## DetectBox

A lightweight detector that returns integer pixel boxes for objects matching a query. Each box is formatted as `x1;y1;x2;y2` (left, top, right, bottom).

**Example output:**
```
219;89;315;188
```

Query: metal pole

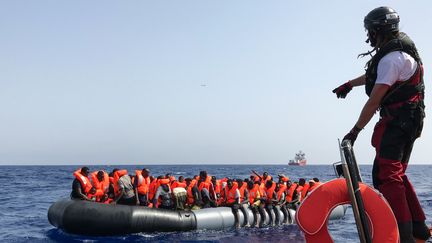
339;139;372;243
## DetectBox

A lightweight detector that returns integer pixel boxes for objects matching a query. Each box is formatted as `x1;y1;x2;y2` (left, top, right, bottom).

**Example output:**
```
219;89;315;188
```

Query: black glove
333;81;353;98
343;126;362;146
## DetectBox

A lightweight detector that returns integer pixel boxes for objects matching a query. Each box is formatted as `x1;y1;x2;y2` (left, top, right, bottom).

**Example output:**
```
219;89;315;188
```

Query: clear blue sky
1;1;432;165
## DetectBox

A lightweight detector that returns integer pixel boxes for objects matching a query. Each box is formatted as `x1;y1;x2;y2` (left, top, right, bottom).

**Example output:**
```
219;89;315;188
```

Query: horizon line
1;163;431;166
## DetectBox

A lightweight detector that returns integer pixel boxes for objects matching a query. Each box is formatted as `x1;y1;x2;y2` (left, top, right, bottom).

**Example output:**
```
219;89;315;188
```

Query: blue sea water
1;164;431;242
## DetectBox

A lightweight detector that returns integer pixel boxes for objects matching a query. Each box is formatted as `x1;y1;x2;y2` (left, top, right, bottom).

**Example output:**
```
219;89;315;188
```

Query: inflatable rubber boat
48;199;347;236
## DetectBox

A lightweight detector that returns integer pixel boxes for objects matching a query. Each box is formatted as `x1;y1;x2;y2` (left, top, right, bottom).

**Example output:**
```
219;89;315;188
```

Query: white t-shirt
376;51;418;86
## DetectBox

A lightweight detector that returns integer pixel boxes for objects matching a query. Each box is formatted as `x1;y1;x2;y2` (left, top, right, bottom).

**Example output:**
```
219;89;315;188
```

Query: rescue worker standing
333;6;430;242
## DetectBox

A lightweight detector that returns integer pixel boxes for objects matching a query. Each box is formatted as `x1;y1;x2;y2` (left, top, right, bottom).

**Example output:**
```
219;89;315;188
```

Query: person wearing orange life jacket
147;176;157;203
275;181;289;224
152;178;173;209
263;180;277;226
247;180;266;227
306;178;322;196
308;177;323;193
90;170;109;202
262;172;273;184
225;179;241;228
211;176;223;206
71;167;93;200
295;178;306;201
299;179;311;202
171;176;187;190
185;178;201;210
170;176;187;210
197;171;216;208
285;180;298;205
277;174;289;184
112;169;136;205
135;168;151;206
236;179;251;227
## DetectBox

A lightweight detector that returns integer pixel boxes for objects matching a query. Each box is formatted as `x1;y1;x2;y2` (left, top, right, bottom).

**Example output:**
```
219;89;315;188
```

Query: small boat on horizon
288;151;307;166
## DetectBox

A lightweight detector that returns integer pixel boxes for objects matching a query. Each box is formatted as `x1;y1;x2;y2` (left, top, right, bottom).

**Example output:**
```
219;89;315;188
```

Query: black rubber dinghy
48;199;347;236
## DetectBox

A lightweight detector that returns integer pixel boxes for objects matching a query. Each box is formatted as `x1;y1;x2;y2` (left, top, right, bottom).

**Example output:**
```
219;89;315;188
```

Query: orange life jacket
300;184;310;201
135;170;151;195
73;169;92;194
190;179;197;187
296;185;304;194
186;185;195;205
113;170;128;197
286;183;298;203
247;184;260;204
277;184;287;201
238;183;247;202
171;181;187;190
263;175;273;184
214;180;221;194
225;185;238;204
198;181;211;192
159;178;170;185
280;176;289;183
259;184;267;200
148;179;158;201
90;171;109;201
264;182;276;203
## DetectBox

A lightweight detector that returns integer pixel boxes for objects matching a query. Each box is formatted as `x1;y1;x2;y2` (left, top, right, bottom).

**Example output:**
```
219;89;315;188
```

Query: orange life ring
296;178;399;243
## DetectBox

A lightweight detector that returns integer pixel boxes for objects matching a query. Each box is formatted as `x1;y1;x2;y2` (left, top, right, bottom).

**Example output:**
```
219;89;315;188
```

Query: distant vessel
288;151;307;166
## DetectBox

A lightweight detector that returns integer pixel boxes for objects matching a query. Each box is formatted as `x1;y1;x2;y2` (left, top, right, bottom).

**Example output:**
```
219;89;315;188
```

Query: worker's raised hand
332;81;353;98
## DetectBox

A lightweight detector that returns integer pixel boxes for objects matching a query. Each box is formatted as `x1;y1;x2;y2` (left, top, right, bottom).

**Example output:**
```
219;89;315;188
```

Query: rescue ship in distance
288;151;307;166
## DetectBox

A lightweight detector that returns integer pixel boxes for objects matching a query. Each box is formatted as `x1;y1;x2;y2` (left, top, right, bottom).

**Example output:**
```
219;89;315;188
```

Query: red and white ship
288;151;307;166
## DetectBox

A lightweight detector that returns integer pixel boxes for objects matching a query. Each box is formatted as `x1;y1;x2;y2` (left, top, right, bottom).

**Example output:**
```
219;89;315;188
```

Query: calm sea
1;164;431;242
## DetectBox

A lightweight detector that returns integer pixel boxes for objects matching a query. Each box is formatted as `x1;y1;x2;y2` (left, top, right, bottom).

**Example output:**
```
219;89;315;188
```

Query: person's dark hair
299;178;306;186
112;168;119;174
247;180;254;188
265;180;273;188
178;176;184;182
199;171;207;179
313;177;320;182
227;179;233;186
81;167;89;174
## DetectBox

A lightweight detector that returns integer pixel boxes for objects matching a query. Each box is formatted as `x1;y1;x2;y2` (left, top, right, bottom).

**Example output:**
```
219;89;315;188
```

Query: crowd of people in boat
71;167;323;227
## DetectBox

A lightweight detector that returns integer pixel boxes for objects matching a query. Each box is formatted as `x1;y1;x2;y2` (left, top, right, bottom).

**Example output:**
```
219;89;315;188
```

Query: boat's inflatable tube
296;178;399;243
48;198;347;236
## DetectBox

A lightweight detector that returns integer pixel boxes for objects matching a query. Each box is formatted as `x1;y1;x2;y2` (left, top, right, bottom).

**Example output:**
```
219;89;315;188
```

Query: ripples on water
1;164;431;242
